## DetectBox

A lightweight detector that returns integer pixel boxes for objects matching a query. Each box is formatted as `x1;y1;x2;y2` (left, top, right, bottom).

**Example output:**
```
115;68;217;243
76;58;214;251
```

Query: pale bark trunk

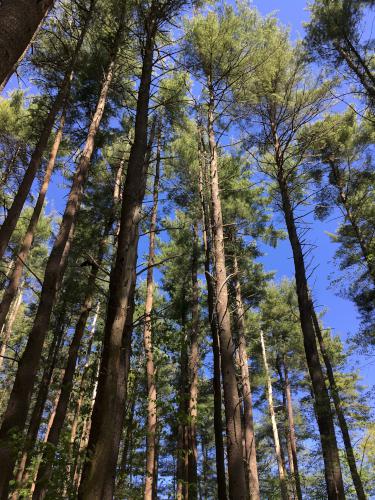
260;330;289;500
207;84;247;499
232;255;260;500
0;285;23;371
144;127;160;500
0;44;115;497
197;147;227;500
0;107;66;334
0;0;54;87
312;308;367;500
78;22;155;499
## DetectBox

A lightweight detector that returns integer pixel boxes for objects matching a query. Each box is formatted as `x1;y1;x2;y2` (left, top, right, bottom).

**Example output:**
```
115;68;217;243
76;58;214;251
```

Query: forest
0;0;374;499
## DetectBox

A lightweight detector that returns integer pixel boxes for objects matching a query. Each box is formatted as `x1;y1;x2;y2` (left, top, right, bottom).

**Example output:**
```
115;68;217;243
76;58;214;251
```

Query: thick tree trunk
78;26;155;500
260;330;289;500
144;127;160;500
312;308;367;500
232;255;260;500
0;108;66;334
0;0;54;87
0;285;23;371
207;85;247;499
278;177;345;499
0;46;115;498
198;151;227;500
187;223;200;500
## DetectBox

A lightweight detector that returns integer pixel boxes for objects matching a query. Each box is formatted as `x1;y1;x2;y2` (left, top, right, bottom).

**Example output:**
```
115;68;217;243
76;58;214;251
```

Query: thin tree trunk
0;0;94;259
0;0;54;87
282;356;303;500
177;332;189;500
278;177;345;499
232;255;260;500
187;222;200;500
78;19;156;499
144;126;161;500
207;84;247;499
312;308;367;500
0;107;66;334
260;330;289;500
197;149;227;500
0;36;115;497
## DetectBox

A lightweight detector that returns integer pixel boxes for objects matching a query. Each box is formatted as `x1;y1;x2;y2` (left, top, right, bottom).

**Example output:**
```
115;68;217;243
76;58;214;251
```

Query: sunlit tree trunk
0;285;23;371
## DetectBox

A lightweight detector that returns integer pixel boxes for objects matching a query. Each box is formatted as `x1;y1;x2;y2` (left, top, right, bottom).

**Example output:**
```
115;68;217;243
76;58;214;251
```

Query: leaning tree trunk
187;222;200;500
0;0;94;259
278;175;345;500
232;254;260;500
78;25;156;500
0;42;116;498
0;107;66;334
198;148;227;500
0;285;23;372
207;84;247;499
143;127;161;500
311;308;367;500
260;330;289;500
0;0;54;87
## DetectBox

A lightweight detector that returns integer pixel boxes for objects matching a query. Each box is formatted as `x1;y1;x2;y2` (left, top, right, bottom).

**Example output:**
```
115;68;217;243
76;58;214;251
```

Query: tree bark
260;330;290;500
0;0;54;87
312;308;367;500
78;18;156;498
198;147;227;500
207;84;247;499
232;255;260;500
0;285;23;371
144;126;161;500
0;107;66;334
0;38;115;498
278;176;345;499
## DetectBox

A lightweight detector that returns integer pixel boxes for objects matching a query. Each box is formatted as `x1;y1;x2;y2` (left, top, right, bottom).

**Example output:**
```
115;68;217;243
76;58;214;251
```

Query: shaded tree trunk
0;0;54;87
232;255;260;500
77;7;156;493
0;107;66;334
207;84;247;499
260;330;289;500
0;36;116;497
312;308;367;500
198;148;227;500
144;127;161;500
176;329;189;500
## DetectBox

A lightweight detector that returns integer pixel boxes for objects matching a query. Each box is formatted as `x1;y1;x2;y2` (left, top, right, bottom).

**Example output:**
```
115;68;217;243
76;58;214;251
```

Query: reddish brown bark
0;42;115;498
0;0;54;87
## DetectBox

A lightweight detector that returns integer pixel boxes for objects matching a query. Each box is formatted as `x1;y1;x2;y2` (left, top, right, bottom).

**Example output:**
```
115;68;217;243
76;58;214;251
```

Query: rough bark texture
0;108;66;334
278;178;345;500
232;255;260;500
143;128;160;500
198;148;227;500
78;22;156;499
260;330;289;500
0;50;114;498
312;308;367;500
0;0;54;87
0;286;23;371
207;86;247;499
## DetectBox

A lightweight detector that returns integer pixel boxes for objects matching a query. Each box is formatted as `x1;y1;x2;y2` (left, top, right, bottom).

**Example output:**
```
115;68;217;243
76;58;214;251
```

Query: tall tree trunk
281;356;303;500
278;176;345;499
0;36;115;497
0;107;66;334
78;23;156;499
197;149;227;500
0;285;23;371
260;330;289;500
187;222;200;500
312;308;367;500
0;0;54;87
11;316;66;498
144;126;161;500
0;0;94;259
232;254;260;500
207;84;247;499
176;331;189;500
